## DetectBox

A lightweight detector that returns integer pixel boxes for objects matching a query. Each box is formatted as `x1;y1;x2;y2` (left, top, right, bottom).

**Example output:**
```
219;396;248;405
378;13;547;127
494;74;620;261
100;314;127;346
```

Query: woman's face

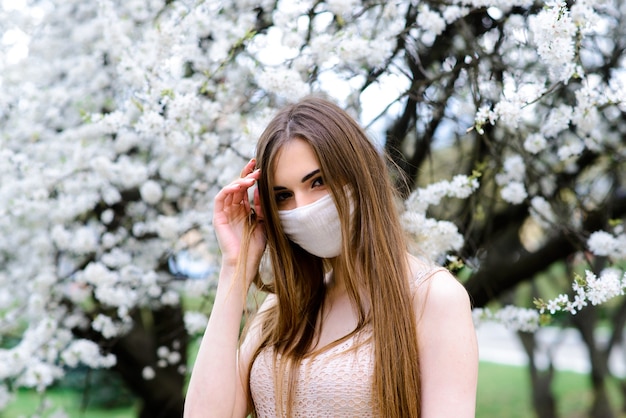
272;137;329;211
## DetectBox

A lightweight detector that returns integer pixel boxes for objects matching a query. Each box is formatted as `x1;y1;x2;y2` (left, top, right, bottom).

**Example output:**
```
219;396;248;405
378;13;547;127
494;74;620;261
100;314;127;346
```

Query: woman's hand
186;159;264;418
213;159;266;277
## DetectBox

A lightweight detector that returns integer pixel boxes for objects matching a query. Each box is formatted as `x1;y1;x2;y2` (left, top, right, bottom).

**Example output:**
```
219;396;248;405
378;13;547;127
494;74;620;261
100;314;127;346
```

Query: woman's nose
293;192;319;209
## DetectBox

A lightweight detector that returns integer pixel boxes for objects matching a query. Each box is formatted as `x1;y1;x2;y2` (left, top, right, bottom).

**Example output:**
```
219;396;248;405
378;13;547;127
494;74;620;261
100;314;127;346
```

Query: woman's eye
311;176;324;188
275;192;291;203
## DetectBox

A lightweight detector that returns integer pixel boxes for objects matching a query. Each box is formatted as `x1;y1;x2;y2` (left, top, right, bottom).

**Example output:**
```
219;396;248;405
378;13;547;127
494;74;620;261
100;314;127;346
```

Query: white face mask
278;194;342;258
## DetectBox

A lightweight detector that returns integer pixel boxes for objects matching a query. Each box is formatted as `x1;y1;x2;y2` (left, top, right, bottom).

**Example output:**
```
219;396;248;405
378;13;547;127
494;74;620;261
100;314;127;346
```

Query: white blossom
160;290;180;306
537;269;626;315
449;175;480;199
142;366;156;380
101;208;115;224
529;196;556;228
570;1;602;33
114;130;142;154
523;133;547;154
571;294;587;311
586;269;623;306
588;231;625;258
472;306;540;332
94;285;138;308
69;226;100;255
573;84;602;138
81;262;118;287
256;67;310;100
18;361;64;392
405;175;479;214
102;186;122;206
401;212;464;259
135;111;166;138
557;138;584;161
92;314;129;339
493;96;525;129
325;0;359;16
61;339;116;368
156;215;179;241
140;180;163;205
541;104;572;138
500;181;527;204
503;155;526;182
474;104;493;134
101;248;132;268
416;6;446;37
528;2;577;82
167;351;182;365
184;311;209;335
442;6;470;23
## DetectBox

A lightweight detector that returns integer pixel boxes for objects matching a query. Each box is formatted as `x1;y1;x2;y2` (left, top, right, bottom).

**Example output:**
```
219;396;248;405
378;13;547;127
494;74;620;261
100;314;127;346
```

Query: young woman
184;96;478;417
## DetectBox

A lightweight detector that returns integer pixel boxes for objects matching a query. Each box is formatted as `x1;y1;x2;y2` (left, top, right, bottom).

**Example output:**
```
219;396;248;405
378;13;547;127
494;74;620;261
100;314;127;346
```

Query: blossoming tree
0;0;624;416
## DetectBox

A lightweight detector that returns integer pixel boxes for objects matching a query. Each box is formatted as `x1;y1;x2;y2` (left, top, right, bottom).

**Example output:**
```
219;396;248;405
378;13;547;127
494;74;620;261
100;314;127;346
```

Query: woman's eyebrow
273;169;321;191
301;169;320;183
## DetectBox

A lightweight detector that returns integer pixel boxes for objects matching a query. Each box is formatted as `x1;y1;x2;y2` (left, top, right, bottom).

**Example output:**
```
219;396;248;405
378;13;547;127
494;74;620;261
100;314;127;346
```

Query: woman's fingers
214;163;260;221
236;160;261;213
240;158;256;178
214;184;242;222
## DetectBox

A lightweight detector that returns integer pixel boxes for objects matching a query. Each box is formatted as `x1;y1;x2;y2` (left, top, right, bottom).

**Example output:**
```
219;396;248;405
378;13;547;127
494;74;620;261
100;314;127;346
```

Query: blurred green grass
478;361;624;418
1;388;137;417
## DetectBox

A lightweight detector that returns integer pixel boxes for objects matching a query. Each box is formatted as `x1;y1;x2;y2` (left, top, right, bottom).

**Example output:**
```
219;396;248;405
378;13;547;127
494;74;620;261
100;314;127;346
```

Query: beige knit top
249;265;442;417
250;328;375;417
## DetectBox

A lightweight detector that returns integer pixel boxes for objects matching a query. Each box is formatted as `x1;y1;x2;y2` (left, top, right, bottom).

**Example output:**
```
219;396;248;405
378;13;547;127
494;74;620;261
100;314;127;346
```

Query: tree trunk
517;330;558;418
605;299;626;414
110;305;188;418
570;306;614;418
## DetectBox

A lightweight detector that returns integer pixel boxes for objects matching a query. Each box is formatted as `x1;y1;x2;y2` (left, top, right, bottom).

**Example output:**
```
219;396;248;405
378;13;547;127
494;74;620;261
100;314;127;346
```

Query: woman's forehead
272;138;321;186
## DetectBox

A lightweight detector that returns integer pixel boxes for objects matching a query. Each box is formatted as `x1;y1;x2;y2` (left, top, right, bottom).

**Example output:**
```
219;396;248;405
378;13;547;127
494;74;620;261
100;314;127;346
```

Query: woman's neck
325;259;347;298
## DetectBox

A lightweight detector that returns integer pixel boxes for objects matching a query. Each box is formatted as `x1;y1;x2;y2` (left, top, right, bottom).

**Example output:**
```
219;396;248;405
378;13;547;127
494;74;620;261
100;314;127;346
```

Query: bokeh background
1;0;625;417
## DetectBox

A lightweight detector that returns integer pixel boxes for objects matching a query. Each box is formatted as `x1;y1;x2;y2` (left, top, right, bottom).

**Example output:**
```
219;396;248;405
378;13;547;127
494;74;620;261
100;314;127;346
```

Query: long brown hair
244;96;421;417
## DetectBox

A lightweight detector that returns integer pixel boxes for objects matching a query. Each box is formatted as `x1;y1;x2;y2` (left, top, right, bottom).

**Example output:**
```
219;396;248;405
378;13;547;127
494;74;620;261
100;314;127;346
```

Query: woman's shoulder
407;254;471;317
407;254;448;288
